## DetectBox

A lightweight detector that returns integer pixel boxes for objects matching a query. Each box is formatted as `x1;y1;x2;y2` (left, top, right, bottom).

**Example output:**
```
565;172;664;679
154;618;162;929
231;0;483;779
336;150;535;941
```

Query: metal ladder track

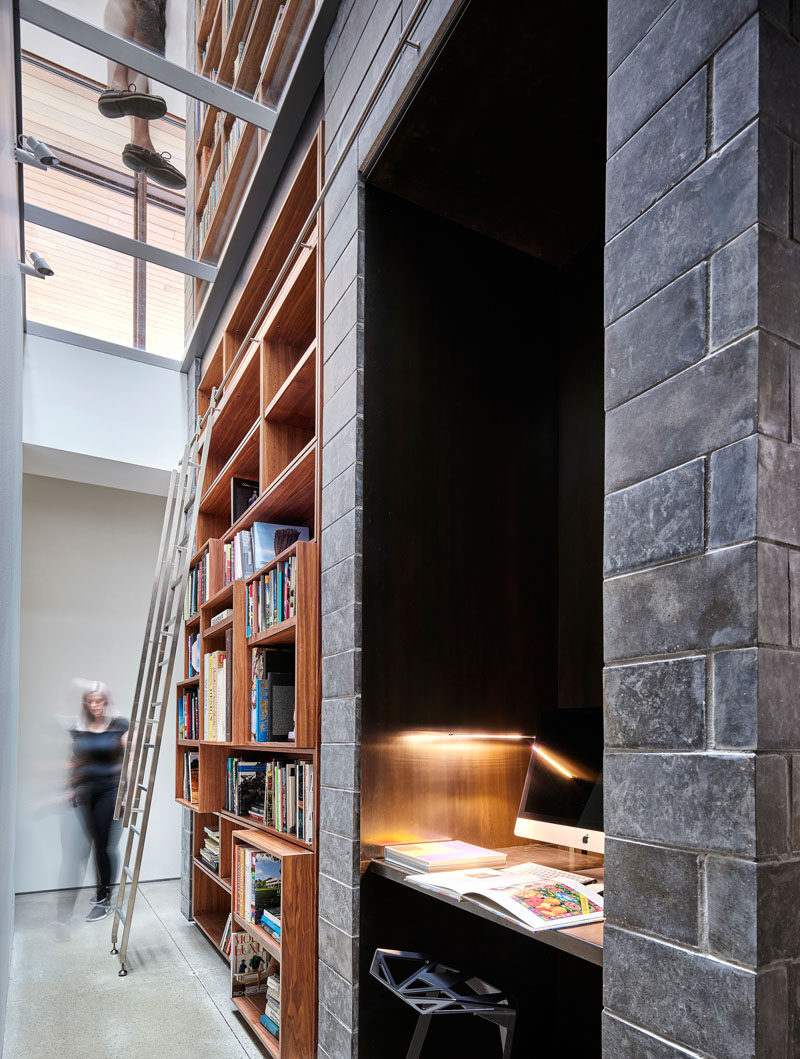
110;398;215;976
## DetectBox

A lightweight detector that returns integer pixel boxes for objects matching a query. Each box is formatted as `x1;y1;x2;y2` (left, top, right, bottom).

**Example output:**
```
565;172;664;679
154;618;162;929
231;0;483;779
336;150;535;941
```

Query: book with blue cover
251;521;310;570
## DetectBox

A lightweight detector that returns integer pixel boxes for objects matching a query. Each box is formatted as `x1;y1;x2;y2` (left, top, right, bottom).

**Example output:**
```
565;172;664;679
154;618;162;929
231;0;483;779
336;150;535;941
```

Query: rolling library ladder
110;399;216;977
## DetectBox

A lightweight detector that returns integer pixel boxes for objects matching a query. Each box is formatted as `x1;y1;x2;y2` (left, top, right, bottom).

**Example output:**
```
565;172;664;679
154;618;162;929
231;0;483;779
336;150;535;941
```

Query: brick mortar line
607;9;758;161
602;1011;706;1058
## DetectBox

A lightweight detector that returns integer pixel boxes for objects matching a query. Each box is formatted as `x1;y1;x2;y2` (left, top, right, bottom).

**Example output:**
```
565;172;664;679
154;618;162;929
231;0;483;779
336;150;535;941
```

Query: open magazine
404;862;604;932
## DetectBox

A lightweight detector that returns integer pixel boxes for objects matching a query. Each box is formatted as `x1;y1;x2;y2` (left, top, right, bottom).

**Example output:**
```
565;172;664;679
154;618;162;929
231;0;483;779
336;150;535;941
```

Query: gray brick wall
604;3;800;1054
319;2;462;1056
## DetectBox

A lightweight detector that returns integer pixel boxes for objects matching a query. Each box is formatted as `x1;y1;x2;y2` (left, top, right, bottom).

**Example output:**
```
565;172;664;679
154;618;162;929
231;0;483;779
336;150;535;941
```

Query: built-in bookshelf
193;0;316;264
177;124;322;1056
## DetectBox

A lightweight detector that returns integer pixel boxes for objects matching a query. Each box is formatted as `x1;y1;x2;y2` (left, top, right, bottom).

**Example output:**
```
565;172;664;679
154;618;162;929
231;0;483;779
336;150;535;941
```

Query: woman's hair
76;680;117;731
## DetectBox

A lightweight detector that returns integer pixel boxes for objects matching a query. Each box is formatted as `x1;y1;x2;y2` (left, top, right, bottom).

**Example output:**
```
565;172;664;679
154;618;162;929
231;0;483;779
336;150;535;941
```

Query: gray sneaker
86;899;112;923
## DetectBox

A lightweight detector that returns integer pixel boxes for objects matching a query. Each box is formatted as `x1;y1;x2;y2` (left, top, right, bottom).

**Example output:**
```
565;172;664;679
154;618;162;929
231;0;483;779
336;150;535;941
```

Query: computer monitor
514;707;604;854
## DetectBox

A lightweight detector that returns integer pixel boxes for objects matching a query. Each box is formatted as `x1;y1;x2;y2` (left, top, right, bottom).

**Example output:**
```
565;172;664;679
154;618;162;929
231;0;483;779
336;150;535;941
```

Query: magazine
404;862;604;932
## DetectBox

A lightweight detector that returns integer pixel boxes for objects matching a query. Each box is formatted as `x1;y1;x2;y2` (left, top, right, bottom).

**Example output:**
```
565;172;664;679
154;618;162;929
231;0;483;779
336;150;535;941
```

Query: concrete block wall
604;3;800;1054
319;1;462;1055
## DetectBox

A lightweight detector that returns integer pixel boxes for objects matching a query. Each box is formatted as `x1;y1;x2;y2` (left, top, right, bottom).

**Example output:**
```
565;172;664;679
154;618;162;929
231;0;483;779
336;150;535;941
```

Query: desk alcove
358;1;606;1054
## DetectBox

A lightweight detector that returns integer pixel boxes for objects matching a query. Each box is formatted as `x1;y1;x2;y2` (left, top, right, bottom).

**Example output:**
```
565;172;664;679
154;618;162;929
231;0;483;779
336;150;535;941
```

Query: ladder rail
118;444;193;827
113;467;179;821
111;405;214;974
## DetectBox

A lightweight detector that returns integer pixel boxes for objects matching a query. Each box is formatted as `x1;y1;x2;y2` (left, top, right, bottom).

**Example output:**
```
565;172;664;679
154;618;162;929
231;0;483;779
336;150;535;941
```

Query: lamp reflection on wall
19;251;54;279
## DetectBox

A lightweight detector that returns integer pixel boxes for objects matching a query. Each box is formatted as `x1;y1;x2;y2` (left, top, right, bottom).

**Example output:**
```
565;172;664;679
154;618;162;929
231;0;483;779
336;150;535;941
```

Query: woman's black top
71;716;129;788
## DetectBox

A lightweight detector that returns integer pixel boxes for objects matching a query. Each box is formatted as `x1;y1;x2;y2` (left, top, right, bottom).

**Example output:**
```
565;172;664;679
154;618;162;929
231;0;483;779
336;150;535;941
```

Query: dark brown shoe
122;144;186;190
99;85;167;120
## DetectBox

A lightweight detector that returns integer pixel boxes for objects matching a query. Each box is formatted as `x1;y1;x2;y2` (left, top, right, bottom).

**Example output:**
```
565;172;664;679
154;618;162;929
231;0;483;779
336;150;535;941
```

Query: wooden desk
370;842;604;967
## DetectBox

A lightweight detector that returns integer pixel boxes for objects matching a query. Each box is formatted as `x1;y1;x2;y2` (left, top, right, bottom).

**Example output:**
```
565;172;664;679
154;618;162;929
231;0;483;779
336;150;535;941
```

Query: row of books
205;639;232;741
246;556;296;636
184;550;211;618
177;685;200;740
182;751;199;804
226;757;314;843
234;844;281;926
251;648;294;741
223;521;309;585
200;824;220;873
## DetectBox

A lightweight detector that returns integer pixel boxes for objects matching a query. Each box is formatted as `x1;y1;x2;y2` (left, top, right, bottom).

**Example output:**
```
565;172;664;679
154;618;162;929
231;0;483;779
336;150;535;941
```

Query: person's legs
89;784;120;901
55;800;91;924
103;0;136;93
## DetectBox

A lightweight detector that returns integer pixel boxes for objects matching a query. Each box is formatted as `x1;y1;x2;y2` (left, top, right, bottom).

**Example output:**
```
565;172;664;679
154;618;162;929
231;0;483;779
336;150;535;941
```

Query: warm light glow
401;731;532;744
534;745;574;779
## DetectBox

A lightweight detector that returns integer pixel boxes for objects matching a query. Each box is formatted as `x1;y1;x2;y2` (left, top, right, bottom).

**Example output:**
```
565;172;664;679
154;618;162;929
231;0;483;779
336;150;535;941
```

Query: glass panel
24;221;133;347
146;200;185;255
144;259;186;358
24;161;135;233
19;37;187;188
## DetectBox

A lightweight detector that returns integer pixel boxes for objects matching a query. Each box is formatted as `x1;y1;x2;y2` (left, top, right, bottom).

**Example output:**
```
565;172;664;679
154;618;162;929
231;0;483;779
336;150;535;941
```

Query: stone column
604;3;800;1054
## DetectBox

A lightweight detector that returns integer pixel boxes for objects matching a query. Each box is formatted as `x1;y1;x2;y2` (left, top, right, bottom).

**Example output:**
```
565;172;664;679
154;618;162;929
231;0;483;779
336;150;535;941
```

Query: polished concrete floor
4;879;263;1059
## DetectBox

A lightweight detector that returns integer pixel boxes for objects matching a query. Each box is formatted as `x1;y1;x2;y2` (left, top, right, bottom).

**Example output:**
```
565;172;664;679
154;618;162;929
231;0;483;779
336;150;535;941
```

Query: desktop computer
514;707;604;855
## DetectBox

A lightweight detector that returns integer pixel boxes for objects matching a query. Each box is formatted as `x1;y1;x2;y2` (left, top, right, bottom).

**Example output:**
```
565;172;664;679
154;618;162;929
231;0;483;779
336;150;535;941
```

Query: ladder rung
151;701;162;709
137;784;148;792
170;574;184;588
157;658;169;667
143;742;156;749
115;908;126;924
124;866;134;881
131;825;140;835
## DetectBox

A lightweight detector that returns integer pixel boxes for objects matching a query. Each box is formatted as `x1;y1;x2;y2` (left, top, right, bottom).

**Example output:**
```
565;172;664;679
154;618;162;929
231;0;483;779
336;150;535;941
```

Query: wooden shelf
264;341;316;428
205;613;234;635
194;855;231;892
194;907;229;952
197;122;258;258
201;416;260;515
185;612;201;628
221;809;314;850
232;994;280;1058
225;440;316;541
247;616;296;646
197;0;218;44
177;676;200;688
176;797;199;811
177;738;200;747
233;911;281;960
202;582;234;610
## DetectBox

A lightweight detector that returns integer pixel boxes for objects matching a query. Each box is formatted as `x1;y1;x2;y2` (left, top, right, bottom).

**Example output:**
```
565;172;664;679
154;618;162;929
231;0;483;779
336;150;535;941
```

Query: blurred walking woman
70;683;129;922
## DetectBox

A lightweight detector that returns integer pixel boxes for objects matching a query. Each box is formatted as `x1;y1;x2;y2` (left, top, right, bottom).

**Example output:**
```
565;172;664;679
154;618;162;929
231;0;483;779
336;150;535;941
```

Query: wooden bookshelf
179;122;323;1058
231;829;315;1056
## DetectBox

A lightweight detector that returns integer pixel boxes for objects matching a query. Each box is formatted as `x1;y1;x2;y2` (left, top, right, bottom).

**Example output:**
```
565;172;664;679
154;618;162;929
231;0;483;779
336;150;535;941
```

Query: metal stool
370;948;516;1059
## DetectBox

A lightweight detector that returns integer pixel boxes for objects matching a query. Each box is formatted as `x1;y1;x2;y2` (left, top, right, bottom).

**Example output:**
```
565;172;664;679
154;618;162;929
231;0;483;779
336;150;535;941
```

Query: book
209;608;233;626
251;521;310;570
404;863;604;932
231;931;272;997
383;840;508;873
183;751;199;803
231;477;259;523
266;672;295;742
225;626;233;742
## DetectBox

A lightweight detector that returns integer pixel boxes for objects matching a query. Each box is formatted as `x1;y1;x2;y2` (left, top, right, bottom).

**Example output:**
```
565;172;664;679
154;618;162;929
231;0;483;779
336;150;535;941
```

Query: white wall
0;0;24;1044
16;473;181;893
23;333;186;495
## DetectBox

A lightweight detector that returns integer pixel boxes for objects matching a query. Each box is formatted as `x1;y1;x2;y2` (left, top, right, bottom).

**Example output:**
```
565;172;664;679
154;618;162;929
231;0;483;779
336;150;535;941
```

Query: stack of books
200;825;220;873
261;973;280;1039
224;521;309;585
184;550;211;617
260;906;280;940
